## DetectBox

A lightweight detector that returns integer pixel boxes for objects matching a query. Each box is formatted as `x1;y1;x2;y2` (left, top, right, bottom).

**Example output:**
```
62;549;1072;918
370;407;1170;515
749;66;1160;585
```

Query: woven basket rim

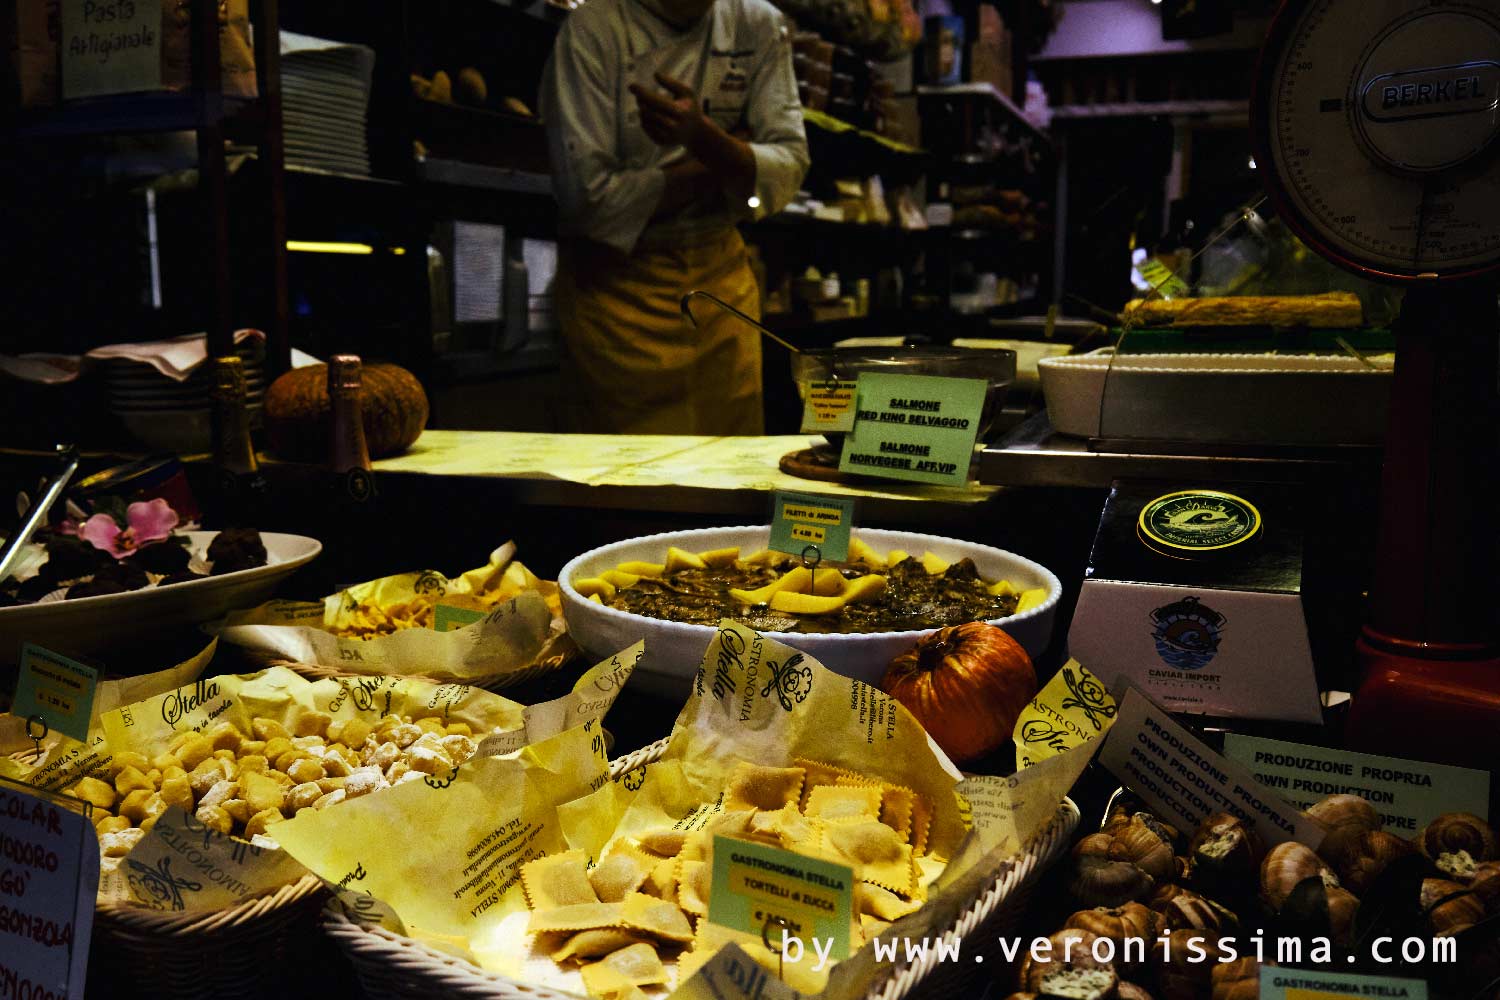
322;733;1079;1000
97;872;326;935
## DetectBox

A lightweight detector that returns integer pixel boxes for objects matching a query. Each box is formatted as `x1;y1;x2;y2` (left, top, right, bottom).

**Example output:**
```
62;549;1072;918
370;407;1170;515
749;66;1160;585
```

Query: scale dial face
1257;0;1500;281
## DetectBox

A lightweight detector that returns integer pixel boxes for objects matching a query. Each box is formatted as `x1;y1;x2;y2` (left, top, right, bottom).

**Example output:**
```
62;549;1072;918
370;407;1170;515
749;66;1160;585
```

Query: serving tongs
0;444;79;584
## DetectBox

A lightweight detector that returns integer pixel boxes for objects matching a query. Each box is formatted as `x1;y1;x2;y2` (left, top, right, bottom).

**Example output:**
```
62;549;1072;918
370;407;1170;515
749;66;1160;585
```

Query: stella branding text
161;679;221;726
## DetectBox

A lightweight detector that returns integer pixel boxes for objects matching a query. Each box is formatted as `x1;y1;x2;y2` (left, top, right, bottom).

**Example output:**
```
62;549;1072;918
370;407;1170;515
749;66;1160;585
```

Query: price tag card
434;605;486;633
1223;734;1489;836
768;491;854;563
0;778;99;1000
708;835;853;962
1136;259;1190;300
13;644;100;744
61;0;164;99
837;374;987;486
1097;687;1325;850
799;380;858;434
1260;969;1427;1000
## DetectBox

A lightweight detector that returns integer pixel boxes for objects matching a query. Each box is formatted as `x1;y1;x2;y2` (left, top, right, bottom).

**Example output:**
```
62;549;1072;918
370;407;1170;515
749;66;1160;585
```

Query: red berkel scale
1252;0;1500;768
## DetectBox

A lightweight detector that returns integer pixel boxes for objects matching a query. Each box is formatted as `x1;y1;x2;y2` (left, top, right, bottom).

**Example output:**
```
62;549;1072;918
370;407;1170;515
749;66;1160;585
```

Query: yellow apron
556;227;764;435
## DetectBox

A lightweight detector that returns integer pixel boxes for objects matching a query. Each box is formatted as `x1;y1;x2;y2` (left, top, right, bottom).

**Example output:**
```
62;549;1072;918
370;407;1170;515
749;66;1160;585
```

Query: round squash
880;621;1037;763
264;362;428;460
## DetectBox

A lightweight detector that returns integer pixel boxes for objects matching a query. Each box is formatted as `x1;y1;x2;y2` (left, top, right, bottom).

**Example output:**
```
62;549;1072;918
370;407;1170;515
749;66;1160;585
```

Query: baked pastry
1123;292;1363;328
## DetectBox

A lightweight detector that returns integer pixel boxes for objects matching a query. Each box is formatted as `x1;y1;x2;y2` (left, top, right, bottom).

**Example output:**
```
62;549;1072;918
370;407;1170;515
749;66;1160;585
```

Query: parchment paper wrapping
258;622;1087;998
1;640;217;790
12;643;637;913
217;543;575;683
271;723;612;967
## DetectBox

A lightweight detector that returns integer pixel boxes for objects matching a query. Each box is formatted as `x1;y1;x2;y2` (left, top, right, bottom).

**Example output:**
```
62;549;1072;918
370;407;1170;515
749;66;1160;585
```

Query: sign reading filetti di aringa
1069;481;1323;724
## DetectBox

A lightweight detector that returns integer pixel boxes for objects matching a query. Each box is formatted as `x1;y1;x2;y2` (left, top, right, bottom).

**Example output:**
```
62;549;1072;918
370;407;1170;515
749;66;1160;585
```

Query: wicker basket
92;874;329;1000
321;738;1080;1000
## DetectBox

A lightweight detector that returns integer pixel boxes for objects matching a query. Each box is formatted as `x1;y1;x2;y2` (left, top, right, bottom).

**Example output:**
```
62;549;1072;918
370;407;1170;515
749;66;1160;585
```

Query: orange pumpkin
264;362;428;460
880;622;1037;762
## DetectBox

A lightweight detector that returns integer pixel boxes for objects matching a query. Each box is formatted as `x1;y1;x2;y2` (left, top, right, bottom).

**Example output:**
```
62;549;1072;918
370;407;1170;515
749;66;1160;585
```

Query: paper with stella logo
1068;482;1323;724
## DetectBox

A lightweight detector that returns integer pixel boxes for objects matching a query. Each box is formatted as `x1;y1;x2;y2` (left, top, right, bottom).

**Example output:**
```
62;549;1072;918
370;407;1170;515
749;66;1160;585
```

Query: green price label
838;373;987;486
434;605;486;632
1260;969;1428;1000
707;834;853;962
14;643;100;743
768;491;854;563
1137;258;1190;300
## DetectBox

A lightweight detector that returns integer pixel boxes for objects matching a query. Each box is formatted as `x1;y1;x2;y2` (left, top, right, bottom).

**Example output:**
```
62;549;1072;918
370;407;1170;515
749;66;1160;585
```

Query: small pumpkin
265;361;429;461
880;622;1037;763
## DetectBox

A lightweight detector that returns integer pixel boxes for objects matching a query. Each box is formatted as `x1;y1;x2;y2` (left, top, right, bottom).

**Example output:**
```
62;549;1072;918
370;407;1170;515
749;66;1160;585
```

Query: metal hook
25;715;47;761
800;544;822;595
761;913;792;981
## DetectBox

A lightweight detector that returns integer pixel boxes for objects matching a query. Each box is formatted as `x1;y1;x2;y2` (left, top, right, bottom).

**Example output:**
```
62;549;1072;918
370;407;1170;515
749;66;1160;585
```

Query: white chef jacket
540;0;809;254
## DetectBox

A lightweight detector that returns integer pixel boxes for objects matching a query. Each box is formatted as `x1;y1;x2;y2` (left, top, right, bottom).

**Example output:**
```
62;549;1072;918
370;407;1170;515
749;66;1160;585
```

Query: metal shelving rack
4;0;290;375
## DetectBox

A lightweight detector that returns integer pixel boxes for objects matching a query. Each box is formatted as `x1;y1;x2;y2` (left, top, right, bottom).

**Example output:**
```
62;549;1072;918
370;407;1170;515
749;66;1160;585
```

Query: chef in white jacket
540;0;808;434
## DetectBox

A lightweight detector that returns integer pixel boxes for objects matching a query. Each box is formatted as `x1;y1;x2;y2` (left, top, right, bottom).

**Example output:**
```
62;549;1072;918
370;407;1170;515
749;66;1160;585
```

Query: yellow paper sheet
0;639;217;790
99;665;528;758
1013;660;1117;769
370;431;998;504
269;724;610;977
217;543;574;682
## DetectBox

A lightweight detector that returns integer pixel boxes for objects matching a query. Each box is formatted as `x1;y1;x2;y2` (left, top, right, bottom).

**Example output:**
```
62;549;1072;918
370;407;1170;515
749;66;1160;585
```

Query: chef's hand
629;73;710;148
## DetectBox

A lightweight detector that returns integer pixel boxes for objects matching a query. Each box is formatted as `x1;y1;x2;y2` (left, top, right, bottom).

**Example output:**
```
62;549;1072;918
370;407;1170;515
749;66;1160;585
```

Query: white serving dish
0;531;321;662
560;526;1061;696
1038;349;1394;445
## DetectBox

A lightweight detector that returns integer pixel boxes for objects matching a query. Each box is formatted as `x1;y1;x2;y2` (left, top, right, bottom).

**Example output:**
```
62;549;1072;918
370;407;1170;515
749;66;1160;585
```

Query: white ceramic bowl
0;531;321;663
560;526;1061;696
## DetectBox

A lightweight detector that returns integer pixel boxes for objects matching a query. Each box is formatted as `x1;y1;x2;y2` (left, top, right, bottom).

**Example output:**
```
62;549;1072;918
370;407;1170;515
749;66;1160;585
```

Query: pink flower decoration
79;499;180;559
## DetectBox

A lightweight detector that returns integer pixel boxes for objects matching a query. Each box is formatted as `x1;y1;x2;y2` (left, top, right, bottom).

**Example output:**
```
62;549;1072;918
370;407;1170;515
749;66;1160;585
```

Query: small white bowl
560;526;1061;696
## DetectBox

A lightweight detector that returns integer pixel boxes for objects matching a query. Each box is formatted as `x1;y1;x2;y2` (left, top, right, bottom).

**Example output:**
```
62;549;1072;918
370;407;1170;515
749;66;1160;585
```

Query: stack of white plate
281;31;375;176
105;340;266;454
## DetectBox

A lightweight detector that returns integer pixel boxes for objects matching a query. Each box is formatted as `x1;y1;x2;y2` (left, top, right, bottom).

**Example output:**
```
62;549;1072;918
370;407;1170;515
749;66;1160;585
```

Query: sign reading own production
1223;734;1489;835
838;374;987;487
1098;688;1324;849
61;0;163;99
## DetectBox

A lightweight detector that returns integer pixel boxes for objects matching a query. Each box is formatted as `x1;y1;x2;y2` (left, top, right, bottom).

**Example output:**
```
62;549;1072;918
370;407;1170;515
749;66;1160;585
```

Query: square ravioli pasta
69;712;483;870
519;756;941;998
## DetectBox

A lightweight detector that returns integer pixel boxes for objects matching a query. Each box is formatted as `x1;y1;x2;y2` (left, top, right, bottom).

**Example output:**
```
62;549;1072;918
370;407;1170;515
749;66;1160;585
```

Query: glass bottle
210;355;265;524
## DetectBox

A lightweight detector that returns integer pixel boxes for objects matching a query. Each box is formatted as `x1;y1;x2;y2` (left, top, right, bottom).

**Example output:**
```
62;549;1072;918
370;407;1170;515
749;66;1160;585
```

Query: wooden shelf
1048;99;1249;121
916;82;1047;142
7;92;259;139
802;108;924;157
416;157;551;194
